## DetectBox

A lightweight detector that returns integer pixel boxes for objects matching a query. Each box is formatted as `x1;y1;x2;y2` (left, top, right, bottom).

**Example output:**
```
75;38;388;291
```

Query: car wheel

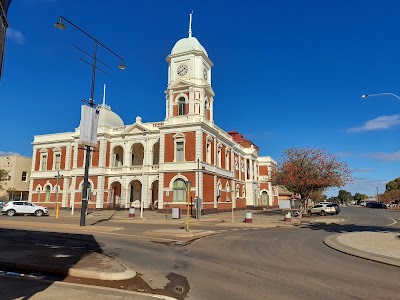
35;210;44;217
307;210;312;216
7;210;16;217
320;210;326;216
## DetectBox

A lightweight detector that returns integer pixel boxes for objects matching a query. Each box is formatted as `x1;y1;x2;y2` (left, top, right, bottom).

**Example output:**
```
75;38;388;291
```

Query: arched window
217;144;222;168
174;133;185;162
173;179;186;202
178;97;186;116
225;150;230;170
45;186;51;202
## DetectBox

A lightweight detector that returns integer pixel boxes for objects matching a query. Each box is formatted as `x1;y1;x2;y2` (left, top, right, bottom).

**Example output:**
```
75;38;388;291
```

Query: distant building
29;19;280;212
0;155;31;201
0;0;12;79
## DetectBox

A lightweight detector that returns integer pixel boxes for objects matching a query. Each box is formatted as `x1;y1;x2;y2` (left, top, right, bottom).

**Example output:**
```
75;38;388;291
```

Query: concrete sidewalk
324;231;400;267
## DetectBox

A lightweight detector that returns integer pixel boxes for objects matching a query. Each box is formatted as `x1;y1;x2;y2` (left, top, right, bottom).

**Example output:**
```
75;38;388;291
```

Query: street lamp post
55;16;126;226
55;170;63;218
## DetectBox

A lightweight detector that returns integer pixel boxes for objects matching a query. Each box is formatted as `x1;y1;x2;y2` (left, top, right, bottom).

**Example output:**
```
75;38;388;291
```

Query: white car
2;201;49;217
307;204;336;216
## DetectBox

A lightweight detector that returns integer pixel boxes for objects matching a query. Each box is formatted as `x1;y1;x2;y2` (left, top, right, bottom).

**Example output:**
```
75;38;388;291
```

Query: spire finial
102;84;106;107
188;11;193;37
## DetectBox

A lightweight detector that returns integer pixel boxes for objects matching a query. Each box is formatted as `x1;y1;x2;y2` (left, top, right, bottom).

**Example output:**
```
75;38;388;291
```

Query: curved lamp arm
361;93;400;101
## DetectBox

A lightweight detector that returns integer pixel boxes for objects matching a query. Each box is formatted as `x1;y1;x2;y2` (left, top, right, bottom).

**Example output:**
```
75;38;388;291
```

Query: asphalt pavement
0;206;398;299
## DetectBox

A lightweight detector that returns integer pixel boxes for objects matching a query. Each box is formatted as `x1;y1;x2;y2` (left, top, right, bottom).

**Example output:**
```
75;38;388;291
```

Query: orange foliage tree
271;147;352;213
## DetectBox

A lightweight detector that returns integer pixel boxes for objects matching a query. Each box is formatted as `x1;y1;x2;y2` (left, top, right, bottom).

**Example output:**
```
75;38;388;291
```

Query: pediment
122;123;148;135
168;79;192;90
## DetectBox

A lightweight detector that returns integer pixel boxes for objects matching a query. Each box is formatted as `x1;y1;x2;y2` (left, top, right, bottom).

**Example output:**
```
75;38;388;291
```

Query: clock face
203;68;208;80
177;64;188;76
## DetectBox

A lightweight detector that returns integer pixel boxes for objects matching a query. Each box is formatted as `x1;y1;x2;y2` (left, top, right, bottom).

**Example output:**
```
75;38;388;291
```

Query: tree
338;189;353;203
0;169;7;191
379;189;400;204
386;177;400;191
353;192;369;201
271;147;352;213
309;190;327;202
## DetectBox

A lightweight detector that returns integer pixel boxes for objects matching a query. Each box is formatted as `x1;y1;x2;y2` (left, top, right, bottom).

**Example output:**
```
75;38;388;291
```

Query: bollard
128;207;135;218
244;211;252;223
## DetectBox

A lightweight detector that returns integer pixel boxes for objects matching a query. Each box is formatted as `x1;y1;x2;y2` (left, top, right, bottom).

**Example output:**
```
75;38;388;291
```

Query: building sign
79;105;99;147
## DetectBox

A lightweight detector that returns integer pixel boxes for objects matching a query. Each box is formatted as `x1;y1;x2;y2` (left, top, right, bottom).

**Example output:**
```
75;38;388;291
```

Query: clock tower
164;13;215;124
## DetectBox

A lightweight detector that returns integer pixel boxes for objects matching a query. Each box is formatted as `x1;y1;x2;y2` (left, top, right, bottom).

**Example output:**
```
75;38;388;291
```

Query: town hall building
28;20;279;213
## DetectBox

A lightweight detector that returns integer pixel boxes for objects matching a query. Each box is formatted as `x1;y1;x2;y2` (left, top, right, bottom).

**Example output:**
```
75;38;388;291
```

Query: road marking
386;217;397;227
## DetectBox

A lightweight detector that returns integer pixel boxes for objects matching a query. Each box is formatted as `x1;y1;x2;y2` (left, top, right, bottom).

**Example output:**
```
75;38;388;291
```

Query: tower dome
171;36;208;57
170;12;208;57
97;105;124;128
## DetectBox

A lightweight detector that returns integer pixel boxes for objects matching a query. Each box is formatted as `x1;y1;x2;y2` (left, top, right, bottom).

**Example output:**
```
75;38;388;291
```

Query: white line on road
385;217;397;226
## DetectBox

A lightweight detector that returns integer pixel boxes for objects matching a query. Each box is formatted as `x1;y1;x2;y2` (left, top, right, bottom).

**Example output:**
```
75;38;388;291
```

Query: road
0;206;399;300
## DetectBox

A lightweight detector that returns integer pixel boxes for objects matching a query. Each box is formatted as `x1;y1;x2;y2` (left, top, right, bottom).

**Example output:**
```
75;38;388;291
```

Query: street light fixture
361;93;400;101
55;16;126;226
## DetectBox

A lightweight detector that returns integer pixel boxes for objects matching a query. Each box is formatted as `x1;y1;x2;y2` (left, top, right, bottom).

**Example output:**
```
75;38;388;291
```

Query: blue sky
1;0;400;197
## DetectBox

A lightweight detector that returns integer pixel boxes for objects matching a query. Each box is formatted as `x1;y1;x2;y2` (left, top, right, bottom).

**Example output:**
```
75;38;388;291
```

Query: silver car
307;204;336;216
2;201;49;217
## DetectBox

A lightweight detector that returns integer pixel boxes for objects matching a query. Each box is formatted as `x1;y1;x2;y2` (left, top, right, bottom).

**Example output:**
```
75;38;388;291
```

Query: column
97;175;105;208
62;177;69;207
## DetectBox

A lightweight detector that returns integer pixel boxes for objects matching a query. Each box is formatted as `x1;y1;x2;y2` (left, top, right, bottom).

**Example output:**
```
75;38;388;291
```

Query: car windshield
326;205;333;207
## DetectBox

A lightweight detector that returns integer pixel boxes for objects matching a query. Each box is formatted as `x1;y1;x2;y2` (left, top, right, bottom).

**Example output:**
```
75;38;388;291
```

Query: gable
122;123;148;135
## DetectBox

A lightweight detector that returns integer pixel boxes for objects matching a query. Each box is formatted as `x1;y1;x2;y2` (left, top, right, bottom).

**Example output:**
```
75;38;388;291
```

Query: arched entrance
152;142;160;165
112;146;124;167
129;180;142;208
131;143;144;166
261;191;269;206
109;182;122;209
150;180;159;209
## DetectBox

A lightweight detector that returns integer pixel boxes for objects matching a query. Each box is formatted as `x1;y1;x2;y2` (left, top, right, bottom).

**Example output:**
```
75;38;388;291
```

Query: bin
128;207;135;218
244;211;252;223
172;207;181;219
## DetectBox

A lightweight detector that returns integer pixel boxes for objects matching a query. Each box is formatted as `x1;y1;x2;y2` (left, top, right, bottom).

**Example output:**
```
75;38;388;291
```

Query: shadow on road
302;222;400;234
0;228;103;300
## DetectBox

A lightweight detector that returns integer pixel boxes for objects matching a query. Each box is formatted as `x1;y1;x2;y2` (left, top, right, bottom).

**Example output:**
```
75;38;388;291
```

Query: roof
227;131;259;150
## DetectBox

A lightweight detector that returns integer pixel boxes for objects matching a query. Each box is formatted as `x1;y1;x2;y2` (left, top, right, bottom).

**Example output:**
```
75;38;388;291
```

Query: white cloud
347;115;400;132
335;151;353;157
6;28;25;44
0;151;20;156
361;151;400;161
352;168;374;173
325;177;388;198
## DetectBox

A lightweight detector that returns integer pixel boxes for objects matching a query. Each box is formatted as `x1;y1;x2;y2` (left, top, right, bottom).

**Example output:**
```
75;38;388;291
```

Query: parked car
360;200;376;207
330;203;341;214
318;202;340;214
366;202;387;209
307;204;336;216
2;201;49;217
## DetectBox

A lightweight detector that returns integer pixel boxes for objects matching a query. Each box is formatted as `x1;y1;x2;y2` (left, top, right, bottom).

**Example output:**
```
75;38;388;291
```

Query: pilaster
65;144;72;170
99;139;107;168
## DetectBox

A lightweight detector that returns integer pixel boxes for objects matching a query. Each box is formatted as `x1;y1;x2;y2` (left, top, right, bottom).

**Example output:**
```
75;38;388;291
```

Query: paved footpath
0;208;398;299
